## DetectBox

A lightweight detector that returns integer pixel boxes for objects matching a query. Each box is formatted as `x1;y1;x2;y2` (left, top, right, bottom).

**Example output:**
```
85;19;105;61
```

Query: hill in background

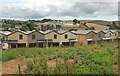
79;20;120;30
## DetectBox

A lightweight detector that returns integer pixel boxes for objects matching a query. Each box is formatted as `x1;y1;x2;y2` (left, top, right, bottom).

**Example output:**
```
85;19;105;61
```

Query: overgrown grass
2;42;118;62
2;42;118;74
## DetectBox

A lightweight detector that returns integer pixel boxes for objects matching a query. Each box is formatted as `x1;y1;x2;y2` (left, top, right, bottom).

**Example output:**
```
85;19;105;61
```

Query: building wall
119;31;120;37
44;31;60;42
1;34;8;37
8;32;28;46
96;31;105;41
76;34;88;46
28;31;45;43
86;31;97;42
44;31;76;46
104;31;113;38
112;31;119;39
60;32;76;42
104;31;114;41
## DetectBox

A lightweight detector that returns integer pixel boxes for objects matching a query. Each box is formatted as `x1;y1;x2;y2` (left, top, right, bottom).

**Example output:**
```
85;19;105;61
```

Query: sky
0;0;119;21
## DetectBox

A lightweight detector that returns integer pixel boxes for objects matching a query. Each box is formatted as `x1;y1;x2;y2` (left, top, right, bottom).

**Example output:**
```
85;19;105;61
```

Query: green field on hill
2;42;118;74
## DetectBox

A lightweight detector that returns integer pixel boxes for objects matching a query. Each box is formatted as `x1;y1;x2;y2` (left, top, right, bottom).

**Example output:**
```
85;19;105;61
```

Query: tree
78;21;80;24
41;19;52;23
69;29;77;31
73;19;78;24
90;27;95;30
21;26;29;31
83;22;86;25
112;21;118;29
85;27;95;30
26;22;35;31
2;24;11;31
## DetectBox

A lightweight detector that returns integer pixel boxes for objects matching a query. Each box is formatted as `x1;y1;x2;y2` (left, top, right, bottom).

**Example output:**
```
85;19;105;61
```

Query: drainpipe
69;41;71;47
59;42;62;47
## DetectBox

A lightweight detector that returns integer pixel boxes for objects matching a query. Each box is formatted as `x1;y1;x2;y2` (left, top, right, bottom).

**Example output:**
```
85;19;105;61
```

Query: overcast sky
0;0;119;21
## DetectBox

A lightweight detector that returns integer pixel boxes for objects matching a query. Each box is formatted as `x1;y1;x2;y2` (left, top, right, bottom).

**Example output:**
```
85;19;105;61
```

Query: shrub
48;57;52;60
53;56;56;59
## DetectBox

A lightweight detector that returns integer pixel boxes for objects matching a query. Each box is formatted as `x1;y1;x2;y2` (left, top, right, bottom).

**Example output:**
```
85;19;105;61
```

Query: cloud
0;0;119;21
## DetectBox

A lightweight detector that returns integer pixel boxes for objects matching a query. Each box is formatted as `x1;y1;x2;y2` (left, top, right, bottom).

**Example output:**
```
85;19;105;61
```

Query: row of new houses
0;30;120;49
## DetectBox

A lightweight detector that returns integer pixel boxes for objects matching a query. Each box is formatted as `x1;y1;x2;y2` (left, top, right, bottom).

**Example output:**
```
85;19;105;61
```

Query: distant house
0;28;4;31
8;25;22;31
35;21;62;31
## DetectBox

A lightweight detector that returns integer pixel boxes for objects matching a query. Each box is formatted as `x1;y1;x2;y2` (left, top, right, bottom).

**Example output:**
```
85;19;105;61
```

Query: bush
53;56;56;59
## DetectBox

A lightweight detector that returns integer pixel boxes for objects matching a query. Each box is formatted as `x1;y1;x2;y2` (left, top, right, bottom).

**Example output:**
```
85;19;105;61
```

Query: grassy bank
2;42;118;74
2;42;118;62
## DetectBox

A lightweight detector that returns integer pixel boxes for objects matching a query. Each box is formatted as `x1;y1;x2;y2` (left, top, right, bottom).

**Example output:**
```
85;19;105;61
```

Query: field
2;42;118;74
61;27;85;30
86;23;109;30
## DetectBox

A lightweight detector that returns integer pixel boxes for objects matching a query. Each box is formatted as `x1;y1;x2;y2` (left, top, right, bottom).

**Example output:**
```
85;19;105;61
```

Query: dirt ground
2;56;118;74
2;57;28;74
2;57;74;74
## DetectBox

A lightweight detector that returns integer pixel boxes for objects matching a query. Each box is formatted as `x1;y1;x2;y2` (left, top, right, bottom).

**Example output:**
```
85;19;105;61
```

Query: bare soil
2;57;65;74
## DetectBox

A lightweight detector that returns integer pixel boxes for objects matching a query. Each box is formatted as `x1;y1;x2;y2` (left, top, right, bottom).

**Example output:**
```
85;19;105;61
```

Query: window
3;37;8;40
54;34;57;39
99;34;101;38
32;35;35;39
115;33;117;36
19;35;23;39
65;34;68;39
109;33;111;37
92;34;94;38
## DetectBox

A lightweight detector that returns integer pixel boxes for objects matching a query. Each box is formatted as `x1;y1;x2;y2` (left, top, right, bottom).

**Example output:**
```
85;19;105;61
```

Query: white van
2;43;8;50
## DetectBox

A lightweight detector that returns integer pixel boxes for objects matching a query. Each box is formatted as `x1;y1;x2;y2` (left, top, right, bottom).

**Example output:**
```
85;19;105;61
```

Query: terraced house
72;30;95;46
1;30;119;49
0;31;11;49
92;30;105;43
102;30;114;42
43;30;77;47
57;30;77;46
27;30;45;48
110;30;119;41
7;30;28;48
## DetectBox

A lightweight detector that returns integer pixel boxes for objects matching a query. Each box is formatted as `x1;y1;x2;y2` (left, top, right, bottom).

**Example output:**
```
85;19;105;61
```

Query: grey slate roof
102;30;110;33
57;30;68;34
15;30;28;34
26;30;36;34
71;30;92;35
1;30;119;35
0;31;11;35
110;30;117;33
92;30;101;33
39;30;53;34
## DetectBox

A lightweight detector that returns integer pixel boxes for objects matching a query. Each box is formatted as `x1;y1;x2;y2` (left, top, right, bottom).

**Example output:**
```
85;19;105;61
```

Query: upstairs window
32;35;35;39
115;33;117;36
99;34;101;38
65;34;68;39
19;35;23;39
92;34;94;38
3;37;8;40
109;33;111;37
54;34;57;39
